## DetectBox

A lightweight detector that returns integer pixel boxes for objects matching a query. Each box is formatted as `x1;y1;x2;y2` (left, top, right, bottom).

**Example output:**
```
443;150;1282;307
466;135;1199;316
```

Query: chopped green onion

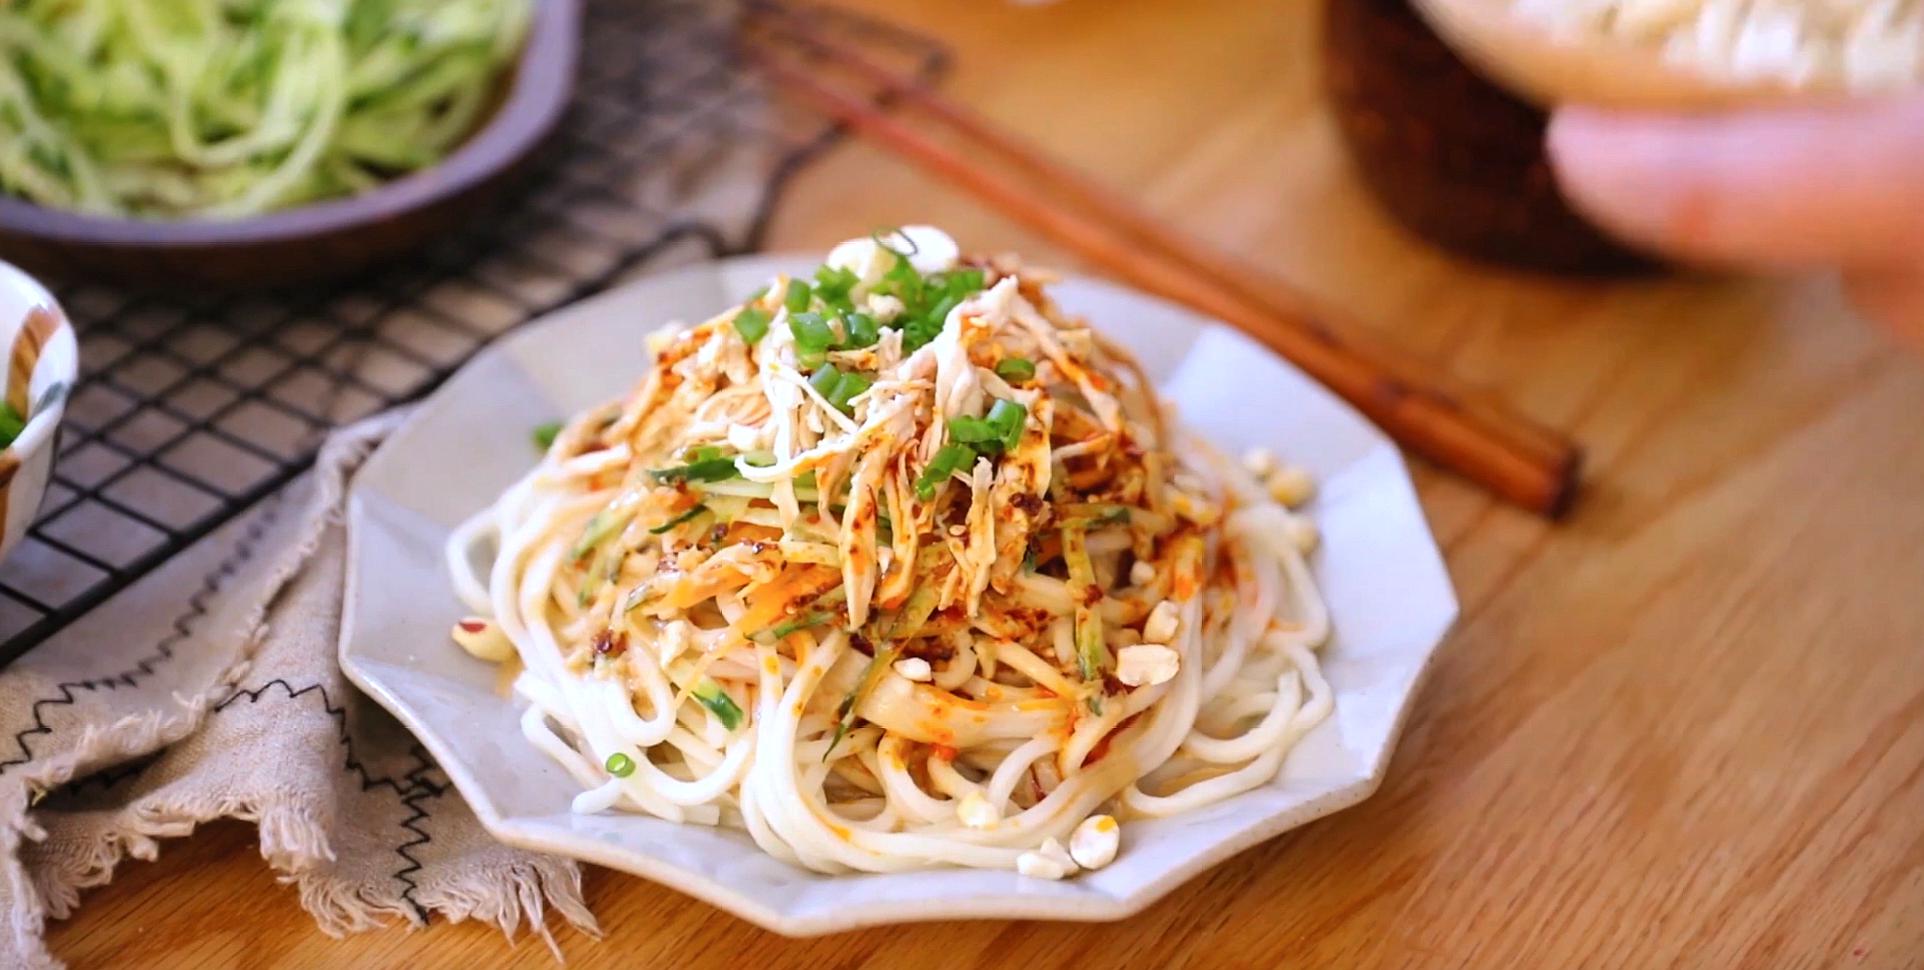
986;399;1027;452
944;399;1024;457
791;311;836;345
925;294;963;328
813;265;859;310
791;311;836;367
909;269;986;351
732;306;770;344
807;363;870;414
809;363;842;401
648;504;709;534
871;252;925;317
829;371;869;413
861;252;989;352
693;680;745;730
784;278;812;313
914;443;976;500
875;250;923;296
605;752;636;778
946;415;1002;448
746;285;769;302
814;265;857;289
828;374;866;413
901;311;946;352
532;421;561;451
994;357;1036;383
842;311;880;349
944;267;986;293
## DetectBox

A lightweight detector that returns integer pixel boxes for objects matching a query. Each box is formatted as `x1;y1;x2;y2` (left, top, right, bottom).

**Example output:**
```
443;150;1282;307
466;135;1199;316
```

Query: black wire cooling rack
0;0;947;665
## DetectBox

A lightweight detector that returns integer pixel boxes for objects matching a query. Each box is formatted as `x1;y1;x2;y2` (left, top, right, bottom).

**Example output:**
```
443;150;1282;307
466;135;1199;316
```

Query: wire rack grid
0;0;947;666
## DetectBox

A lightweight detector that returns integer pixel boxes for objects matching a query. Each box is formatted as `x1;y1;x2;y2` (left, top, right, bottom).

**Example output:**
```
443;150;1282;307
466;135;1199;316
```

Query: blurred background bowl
1322;0;1662;276
0;0;581;289
0;261;77;565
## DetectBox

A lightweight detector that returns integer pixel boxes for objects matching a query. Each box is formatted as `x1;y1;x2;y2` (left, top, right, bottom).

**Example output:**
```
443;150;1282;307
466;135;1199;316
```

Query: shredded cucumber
0;0;530;219
694;477;823;503
692;680;744;731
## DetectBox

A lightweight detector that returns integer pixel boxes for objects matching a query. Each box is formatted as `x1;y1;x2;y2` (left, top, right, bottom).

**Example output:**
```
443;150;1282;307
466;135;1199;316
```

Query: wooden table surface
46;0;1924;967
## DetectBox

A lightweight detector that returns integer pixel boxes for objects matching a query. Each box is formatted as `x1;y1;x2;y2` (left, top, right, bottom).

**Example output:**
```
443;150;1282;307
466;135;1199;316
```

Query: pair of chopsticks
740;6;1583;517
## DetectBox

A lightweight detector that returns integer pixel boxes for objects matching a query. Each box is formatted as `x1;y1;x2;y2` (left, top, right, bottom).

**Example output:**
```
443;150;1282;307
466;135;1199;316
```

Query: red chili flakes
592;629;629;657
903;636;956;661
457;619;487;634
1084;712;1140;766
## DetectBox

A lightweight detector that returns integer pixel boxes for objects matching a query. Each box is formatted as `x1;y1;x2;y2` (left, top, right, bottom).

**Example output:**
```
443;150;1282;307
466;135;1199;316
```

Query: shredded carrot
736;564;840;635
1028;533;1062;566
663;563;753;609
782;629;818;669
1171;534;1206;601
725;522;783;544
1068;464;1112;490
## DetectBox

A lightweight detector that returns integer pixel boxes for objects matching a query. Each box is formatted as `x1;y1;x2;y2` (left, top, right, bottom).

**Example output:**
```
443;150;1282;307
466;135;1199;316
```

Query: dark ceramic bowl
1322;0;1659;277
0;0;581;288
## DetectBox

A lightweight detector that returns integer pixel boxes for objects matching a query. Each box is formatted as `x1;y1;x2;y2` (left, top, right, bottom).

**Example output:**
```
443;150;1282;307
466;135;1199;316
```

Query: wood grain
44;0;1924;967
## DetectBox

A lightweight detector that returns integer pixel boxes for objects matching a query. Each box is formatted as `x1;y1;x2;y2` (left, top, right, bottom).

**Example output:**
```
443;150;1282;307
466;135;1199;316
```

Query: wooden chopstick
741;10;1583;517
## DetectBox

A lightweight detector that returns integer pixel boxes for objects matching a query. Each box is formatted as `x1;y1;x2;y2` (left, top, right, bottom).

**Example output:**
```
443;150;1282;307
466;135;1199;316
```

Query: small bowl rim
0;0;581;248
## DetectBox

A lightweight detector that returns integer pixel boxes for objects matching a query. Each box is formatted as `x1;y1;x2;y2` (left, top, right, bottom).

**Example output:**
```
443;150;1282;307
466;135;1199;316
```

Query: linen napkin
0;412;595;970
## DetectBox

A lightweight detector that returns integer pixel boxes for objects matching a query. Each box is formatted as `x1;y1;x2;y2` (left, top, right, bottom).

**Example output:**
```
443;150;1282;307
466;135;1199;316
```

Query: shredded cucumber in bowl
0;0;531;220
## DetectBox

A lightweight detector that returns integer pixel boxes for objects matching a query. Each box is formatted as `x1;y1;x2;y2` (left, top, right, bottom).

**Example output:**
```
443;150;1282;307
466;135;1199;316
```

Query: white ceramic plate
340;255;1458;935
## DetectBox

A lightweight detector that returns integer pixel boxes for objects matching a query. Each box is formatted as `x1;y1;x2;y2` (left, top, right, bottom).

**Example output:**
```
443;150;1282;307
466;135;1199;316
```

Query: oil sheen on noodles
445;227;1333;878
